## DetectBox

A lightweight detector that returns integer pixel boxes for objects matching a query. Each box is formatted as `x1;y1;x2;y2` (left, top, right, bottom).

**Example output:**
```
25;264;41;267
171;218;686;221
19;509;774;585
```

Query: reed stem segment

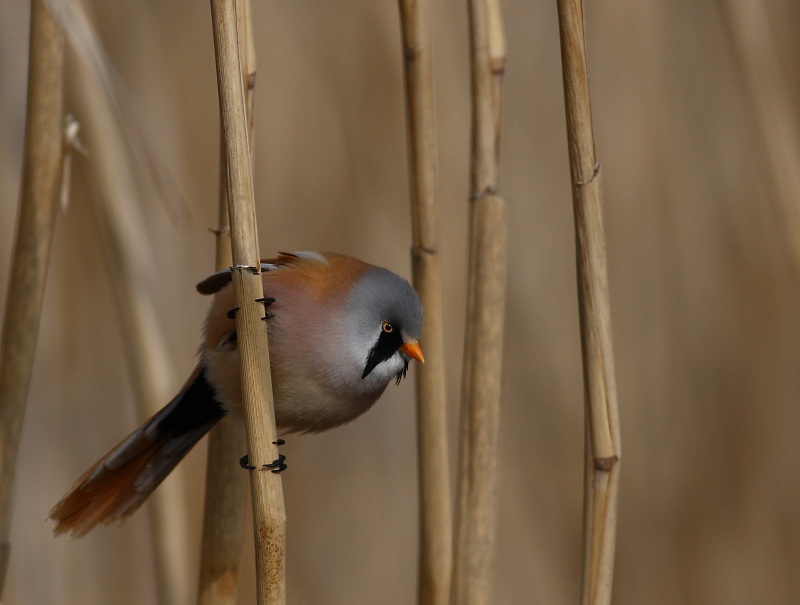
197;1;256;603
0;0;64;595
554;1;622;603
450;1;507;604
397;1;453;603
209;1;286;602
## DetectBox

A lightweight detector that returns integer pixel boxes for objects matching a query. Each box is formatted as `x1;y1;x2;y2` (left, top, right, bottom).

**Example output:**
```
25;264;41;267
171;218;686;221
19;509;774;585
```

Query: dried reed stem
197;2;256;603
485;0;506;173
209;1;286;603
196;415;246;605
555;1;621;604
397;1;453;604
0;0;64;594
195;108;245;605
450;0;507;603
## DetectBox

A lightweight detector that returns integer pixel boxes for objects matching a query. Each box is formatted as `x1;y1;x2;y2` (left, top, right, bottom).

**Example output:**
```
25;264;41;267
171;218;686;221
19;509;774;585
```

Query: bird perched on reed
50;251;424;536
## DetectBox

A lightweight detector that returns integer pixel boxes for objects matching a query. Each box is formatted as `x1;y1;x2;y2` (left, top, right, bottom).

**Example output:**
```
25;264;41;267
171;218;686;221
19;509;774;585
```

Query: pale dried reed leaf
43;0;187;222
53;3;194;601
719;0;800;281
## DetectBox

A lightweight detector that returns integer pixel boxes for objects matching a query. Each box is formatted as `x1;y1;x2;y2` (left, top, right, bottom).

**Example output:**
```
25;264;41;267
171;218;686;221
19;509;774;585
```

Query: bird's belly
270;365;383;433
204;348;384;434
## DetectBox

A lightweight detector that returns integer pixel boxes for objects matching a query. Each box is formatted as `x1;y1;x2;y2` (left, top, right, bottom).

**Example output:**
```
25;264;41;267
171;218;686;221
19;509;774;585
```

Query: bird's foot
239;439;287;473
264;438;287;473
255;297;275;321
263;454;287;474
239;454;256;470
226;298;274;321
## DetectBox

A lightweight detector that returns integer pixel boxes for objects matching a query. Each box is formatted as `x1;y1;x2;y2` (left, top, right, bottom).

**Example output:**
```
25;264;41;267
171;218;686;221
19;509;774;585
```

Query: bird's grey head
345;268;423;384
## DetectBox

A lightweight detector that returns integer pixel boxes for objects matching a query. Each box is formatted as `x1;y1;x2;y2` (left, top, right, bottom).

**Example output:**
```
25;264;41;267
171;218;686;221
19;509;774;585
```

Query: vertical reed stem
197;2;256;603
397;1;453;604
195;126;246;605
196;410;246;605
555;1;621;604
0;0;64;595
209;1;286;603
450;0;507;604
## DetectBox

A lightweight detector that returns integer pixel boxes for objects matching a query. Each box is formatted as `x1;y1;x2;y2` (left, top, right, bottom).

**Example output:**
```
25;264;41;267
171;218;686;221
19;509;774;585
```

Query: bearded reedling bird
50;251;424;536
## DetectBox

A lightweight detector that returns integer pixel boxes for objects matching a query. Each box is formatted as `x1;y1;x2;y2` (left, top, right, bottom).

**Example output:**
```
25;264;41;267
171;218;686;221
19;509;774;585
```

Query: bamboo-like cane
209;1;286;603
397;2;453;605
450;1;507;604
554;2;622;604
197;2;256;603
0;0;64;595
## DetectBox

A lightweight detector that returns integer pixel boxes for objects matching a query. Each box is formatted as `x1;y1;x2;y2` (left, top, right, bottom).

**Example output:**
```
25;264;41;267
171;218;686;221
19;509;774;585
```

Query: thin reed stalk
209;1;286;603
485;0;506;172
0;0;64;595
196;411;246;605
397;1;452;604
197;2;256;603
554;1;621;604
450;0;507;604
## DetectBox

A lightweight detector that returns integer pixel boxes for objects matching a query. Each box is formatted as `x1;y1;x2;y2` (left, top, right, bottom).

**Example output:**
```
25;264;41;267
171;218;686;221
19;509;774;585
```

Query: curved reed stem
0;0;64;595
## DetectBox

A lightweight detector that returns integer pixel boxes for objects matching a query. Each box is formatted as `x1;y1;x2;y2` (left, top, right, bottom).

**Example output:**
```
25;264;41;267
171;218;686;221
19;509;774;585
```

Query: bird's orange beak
399;340;425;364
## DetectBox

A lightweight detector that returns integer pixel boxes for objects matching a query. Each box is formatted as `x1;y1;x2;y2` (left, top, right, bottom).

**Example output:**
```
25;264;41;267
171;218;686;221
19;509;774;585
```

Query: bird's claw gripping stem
239;438;287;472
239;454;256;470
263;454;287;473
226;298;274;321
255;297;275;321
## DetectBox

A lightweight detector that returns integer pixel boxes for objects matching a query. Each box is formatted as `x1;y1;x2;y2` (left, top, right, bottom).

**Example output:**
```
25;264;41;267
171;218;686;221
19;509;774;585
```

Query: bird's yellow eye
382;321;394;333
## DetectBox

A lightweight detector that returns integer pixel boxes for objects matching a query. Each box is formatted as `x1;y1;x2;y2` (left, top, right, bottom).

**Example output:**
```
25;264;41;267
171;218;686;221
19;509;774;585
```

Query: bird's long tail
50;365;226;537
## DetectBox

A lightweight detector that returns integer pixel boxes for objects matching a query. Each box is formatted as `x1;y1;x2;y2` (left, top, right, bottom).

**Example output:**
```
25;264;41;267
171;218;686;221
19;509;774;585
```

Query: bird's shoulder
195;251;372;296
265;252;374;303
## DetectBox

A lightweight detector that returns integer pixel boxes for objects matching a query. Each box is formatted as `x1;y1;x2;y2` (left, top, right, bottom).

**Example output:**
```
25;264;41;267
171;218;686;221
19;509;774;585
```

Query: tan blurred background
3;0;800;603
